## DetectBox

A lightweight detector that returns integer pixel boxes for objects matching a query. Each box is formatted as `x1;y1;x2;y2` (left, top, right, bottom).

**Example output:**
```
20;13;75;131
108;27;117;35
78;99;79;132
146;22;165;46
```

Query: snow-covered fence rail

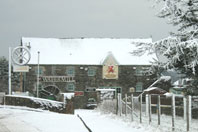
4;95;74;114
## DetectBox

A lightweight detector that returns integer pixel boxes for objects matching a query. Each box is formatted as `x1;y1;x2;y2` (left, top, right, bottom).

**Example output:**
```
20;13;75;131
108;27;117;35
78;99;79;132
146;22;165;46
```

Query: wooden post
20;72;23;92
146;94;149;116
125;94;127;116
131;94;134;122
172;94;175;131
157;95;161;126
183;96;186;120
148;94;152;124
140;94;142;123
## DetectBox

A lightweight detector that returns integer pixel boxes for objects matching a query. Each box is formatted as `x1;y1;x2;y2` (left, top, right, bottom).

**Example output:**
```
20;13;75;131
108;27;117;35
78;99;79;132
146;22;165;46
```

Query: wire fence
97;94;198;132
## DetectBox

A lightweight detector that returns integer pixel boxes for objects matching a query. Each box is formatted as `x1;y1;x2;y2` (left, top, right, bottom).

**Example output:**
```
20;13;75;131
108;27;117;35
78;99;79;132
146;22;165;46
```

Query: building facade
21;37;157;108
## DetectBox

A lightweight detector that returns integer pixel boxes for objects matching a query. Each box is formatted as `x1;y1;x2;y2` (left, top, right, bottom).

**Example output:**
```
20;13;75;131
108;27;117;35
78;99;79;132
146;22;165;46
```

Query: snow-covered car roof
22;37;156;65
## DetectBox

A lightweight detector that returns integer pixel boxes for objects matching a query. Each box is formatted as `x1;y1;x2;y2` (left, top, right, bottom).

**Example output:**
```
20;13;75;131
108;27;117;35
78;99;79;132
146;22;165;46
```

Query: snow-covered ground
2;105;197;132
0;105;86;132
76;109;147;132
0;105;149;132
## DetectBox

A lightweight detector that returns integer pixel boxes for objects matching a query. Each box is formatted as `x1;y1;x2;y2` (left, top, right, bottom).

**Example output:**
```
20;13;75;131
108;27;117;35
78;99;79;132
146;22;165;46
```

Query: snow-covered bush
96;99;117;114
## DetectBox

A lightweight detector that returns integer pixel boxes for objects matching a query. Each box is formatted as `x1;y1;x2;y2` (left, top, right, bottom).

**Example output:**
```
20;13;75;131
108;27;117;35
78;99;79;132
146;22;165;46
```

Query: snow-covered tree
132;0;198;95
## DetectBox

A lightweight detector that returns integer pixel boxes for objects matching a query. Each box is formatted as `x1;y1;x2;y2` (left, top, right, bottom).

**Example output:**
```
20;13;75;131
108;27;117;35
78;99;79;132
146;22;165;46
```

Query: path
75;109;146;132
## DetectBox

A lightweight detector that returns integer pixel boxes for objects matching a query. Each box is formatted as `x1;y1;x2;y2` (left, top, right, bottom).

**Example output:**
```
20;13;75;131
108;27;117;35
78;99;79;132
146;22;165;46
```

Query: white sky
0;0;175;58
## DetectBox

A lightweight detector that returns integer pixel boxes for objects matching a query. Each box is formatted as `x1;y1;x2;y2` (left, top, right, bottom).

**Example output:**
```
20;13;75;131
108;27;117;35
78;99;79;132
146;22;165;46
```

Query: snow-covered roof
22;37;156;65
144;87;159;92
144;87;167;94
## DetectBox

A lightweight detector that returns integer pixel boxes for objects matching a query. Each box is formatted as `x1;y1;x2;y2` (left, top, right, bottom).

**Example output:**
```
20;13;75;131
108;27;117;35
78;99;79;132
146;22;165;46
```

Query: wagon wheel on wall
40;85;60;100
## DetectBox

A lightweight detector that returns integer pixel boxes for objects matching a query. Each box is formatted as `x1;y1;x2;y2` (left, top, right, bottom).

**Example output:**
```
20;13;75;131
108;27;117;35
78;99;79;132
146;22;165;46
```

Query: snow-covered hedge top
6;95;64;108
22;37;155;65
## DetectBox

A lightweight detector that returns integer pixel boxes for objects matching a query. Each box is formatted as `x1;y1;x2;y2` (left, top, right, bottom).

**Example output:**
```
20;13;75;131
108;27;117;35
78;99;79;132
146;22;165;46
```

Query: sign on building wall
103;65;118;79
102;52;119;79
40;76;75;82
75;91;84;96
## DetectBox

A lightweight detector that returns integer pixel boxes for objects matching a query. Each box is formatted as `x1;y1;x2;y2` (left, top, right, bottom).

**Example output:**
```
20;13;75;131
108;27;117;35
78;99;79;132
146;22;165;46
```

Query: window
135;67;143;76
88;68;96;76
66;67;75;76
116;87;122;93
67;83;75;91
136;82;143;92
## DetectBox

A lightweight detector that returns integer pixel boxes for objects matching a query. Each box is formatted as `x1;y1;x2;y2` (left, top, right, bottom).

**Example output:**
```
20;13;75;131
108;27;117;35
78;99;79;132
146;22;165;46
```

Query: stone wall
24;64;157;109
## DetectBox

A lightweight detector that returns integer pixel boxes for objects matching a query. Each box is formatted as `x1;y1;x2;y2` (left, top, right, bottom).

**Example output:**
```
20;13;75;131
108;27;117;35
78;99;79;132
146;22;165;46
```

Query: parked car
86;98;97;109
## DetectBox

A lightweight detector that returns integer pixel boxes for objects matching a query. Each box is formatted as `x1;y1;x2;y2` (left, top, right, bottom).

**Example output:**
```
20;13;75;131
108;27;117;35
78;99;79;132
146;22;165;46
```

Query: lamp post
8;47;12;95
37;51;40;97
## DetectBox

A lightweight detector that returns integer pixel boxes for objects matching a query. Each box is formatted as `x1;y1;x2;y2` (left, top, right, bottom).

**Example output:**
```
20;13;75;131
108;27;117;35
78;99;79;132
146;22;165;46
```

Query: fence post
172;94;175;131
189;96;192;123
116;94;118;115
186;95;191;132
125;94;127;116
140;94;142;123
120;93;122;116
183;96;186;120
131;94;134;122
118;93;122;116
186;95;189;132
118;93;121;116
157;95;161;126
146;94;149;116
149;94;152;124
117;93;120;116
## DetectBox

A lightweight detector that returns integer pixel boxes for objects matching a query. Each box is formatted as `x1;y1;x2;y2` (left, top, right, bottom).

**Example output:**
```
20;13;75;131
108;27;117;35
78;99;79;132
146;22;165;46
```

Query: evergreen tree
0;56;19;93
132;0;198;95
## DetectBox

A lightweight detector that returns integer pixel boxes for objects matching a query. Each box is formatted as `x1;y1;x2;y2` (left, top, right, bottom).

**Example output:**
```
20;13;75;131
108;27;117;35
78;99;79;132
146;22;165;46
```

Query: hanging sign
13;65;29;72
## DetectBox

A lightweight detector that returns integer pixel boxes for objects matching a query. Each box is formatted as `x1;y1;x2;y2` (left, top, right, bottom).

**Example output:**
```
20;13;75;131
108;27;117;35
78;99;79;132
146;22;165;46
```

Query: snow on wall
61;93;75;100
22;37;155;65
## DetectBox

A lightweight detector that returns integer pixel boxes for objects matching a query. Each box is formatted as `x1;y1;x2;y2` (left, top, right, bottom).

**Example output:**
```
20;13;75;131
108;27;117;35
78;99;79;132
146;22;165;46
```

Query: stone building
21;37;157;108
